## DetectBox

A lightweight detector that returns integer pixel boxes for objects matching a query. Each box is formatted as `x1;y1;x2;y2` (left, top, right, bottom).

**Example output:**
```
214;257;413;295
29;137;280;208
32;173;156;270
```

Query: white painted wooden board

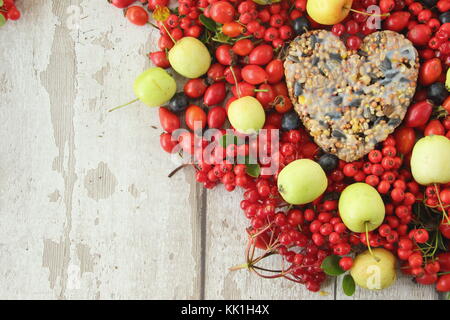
0;0;201;300
0;0;440;300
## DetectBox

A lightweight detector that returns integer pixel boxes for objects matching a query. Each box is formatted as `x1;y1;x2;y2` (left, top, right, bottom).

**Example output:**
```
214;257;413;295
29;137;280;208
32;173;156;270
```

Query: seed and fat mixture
285;30;419;162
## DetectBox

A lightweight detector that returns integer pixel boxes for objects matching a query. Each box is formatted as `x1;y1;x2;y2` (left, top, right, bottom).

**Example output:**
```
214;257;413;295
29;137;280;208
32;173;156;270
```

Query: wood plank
0;0;202;299
204;187;335;299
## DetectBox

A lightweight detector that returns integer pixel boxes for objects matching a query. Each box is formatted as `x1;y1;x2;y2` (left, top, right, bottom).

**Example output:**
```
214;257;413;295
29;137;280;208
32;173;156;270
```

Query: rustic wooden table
0;0;442;300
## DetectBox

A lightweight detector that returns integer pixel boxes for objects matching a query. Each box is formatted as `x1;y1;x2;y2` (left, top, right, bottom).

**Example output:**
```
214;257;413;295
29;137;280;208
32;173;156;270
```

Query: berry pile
109;0;450;294
0;0;21;27
329;0;450;60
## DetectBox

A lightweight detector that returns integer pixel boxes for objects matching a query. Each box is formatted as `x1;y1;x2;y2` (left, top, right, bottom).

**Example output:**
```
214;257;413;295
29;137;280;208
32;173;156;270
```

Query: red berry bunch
203;0;295;48
239;176;338;292
0;0;21;26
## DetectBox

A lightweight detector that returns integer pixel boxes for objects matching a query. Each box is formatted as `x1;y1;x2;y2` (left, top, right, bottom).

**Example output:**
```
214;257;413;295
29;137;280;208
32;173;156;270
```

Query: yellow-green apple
133;67;176;107
351;248;397;290
306;0;353;25
410;135;450;185
228;96;265;134
168;37;211;78
277;159;327;205
338;183;385;233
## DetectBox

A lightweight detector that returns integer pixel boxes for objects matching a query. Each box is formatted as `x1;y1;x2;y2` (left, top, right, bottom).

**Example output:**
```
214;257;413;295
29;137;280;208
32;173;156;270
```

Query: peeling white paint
84;162;117;201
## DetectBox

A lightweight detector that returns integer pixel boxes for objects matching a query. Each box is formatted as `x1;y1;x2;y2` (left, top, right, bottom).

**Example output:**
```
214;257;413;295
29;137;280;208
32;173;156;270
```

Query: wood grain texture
0;0;201;299
0;0;441;300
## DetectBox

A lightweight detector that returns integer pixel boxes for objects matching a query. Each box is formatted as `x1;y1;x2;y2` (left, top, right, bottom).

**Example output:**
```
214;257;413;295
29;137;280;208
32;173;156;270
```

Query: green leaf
199;14;218;32
212;32;232;44
219;134;238;148
0;14;5;28
342;274;356;296
0;0;3;7
320;255;345;276
242;156;260;178
246;163;261;178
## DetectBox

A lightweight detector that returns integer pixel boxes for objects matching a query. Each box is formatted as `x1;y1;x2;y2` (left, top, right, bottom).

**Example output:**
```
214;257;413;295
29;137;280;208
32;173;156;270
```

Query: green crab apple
307;0;353;25
410;135;450;185
168;37;211;78
277;159;327;205
108;67;176;112
134;67;176;107
351;248;397;290
339;183;385;233
228;96;265;134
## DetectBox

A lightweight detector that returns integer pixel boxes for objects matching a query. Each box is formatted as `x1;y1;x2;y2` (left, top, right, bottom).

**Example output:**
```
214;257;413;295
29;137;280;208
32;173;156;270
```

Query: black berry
439;11;450;24
168;92;188;113
428;82;448;104
318;153;339;173
281;111;300;131
292;17;310;36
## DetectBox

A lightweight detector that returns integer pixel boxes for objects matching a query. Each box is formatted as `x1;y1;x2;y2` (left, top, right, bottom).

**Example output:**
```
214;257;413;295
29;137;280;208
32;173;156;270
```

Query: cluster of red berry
0;0;21;26
404;0;450;66
238;161;334;292
203;0;296;48
330;0;450;56
109;0;450;293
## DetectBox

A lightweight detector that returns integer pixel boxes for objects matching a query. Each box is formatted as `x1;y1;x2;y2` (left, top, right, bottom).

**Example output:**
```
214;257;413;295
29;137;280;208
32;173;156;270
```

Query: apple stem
253;89;269;92
434;183;449;222
147;21;159;30
229;66;241;98
346;7;390;17
108;98;139;113
168;163;190;178
161;22;177;45
229;263;249;271
365;222;380;262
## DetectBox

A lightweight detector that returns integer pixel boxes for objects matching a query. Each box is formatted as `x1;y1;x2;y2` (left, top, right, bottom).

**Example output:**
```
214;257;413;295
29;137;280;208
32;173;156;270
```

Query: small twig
168;164;191;178
434;183;449;221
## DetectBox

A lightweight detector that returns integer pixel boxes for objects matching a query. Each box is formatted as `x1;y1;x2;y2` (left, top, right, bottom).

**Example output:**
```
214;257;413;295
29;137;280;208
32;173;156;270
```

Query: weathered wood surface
0;0;439;300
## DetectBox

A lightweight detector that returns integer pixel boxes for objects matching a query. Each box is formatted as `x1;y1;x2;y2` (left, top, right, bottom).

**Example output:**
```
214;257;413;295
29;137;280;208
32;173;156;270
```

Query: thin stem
252;266;283;273
251;268;285;279
229;263;249;271
365;222;380;262
253;89;269;92
168;164;190;178
108;98;139;112
160;22;177;44
251;250;276;265
429;233;439;258
346;7;390;17
244;237;252;264
249;238;256;261
147;21;159;29
229;66;241;98
434;183;449;221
